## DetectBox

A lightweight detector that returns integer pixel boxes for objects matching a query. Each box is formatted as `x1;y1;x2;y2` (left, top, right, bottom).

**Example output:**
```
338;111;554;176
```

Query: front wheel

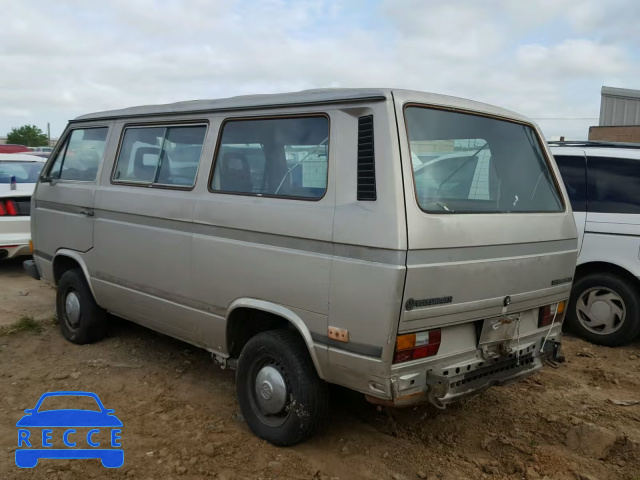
566;272;640;346
56;269;107;344
236;329;329;446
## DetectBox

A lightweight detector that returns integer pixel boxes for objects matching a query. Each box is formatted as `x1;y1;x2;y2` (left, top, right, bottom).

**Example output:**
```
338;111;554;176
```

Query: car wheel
566;272;640;347
56;269;107;344
236;329;329;446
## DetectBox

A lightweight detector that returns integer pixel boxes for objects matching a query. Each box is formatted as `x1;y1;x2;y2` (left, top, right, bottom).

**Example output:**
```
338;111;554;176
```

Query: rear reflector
394;329;441;364
539;301;566;328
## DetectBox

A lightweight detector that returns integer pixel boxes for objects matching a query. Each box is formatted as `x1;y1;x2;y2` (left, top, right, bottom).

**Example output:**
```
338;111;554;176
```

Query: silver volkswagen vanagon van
25;89;577;445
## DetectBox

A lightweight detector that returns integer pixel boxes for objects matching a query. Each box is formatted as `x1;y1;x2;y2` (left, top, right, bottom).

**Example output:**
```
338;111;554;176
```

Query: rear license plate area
478;315;521;347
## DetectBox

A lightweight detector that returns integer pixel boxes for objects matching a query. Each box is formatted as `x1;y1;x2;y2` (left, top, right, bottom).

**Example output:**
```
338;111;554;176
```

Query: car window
114;125;206;187
405;107;563;214
37;395;101;412
49;127;108;182
587;156;640;214
0;161;44;184
211;116;329;199
554;154;587;212
413;142;496;205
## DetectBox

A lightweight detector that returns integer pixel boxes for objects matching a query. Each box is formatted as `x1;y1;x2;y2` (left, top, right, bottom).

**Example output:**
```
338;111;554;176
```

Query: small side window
113;125;206;187
554;155;586;212
49;127;108;182
210;116;329;199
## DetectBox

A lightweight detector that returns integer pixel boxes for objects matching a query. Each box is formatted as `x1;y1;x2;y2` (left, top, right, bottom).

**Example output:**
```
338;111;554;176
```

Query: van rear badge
405;296;452;311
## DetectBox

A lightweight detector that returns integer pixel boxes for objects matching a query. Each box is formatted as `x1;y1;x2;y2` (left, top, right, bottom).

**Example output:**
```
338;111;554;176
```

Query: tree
6;125;49;147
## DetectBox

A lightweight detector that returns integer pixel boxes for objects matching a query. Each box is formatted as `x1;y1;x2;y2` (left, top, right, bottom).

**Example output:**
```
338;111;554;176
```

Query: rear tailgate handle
79;208;94;217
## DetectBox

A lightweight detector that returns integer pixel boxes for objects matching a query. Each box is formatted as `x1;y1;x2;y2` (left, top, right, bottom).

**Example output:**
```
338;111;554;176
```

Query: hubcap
576;287;626;335
64;291;81;328
254;365;288;415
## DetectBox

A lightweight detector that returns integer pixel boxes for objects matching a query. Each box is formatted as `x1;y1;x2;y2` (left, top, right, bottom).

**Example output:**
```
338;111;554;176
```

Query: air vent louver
357;115;376;201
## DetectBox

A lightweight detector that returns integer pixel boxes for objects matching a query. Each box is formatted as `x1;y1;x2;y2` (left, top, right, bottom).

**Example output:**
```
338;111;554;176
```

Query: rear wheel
566;272;640;346
56;269;107;344
236;329;329;446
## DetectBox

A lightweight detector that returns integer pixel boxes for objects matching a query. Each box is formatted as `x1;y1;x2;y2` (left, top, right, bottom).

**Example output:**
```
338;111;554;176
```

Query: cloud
0;0;638;140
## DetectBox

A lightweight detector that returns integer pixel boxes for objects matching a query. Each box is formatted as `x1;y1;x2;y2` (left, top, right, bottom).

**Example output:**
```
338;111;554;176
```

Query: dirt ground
1;261;640;480
0;259;55;327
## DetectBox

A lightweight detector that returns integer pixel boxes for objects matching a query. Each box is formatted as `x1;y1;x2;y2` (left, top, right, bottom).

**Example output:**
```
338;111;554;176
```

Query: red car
0;145;31;154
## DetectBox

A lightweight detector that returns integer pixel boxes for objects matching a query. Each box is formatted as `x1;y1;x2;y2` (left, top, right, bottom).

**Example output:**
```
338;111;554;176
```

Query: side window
587;156;640;214
211;116;329;199
48;142;68;180
49;128;108;181
554;155;587;212
113;125;206;187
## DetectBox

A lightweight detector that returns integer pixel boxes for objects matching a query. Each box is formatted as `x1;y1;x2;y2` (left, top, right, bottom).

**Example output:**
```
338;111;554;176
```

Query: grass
0;315;44;335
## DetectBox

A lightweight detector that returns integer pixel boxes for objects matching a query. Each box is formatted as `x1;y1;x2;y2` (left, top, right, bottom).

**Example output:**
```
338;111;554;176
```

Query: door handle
79;208;94;217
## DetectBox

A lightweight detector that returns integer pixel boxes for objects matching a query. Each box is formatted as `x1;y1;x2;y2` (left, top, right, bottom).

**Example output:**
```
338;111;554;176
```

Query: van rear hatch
398;104;578;334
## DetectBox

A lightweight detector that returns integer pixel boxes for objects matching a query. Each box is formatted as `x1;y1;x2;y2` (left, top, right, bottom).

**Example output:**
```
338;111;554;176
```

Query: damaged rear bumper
367;339;562;408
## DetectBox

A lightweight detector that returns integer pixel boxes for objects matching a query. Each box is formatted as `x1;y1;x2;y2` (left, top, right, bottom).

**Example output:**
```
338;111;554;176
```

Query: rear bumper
0;243;31;260
0;217;31;260
367;336;562;408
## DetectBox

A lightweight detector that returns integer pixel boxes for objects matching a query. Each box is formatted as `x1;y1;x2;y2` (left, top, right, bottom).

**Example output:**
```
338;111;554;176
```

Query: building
589;86;640;142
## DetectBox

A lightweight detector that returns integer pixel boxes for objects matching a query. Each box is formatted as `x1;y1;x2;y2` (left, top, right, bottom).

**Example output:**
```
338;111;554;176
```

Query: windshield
37;395;101;412
0;161;44;184
405;106;563;214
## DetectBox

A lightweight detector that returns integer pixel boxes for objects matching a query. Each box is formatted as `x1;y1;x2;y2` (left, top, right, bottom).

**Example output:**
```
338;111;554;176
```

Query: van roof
74;88;531;124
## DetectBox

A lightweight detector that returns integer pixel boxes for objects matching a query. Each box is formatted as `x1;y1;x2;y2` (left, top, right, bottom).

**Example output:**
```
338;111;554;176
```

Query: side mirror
41;176;58;186
24;409;33;414
104;409;115;415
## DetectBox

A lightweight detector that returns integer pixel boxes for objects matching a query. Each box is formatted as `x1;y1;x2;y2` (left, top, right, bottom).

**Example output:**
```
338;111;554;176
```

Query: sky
1;0;638;139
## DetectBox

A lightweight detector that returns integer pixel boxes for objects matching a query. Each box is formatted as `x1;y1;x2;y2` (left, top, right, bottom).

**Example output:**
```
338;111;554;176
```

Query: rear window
587;156;640;214
0;161;44;184
405;107;563;214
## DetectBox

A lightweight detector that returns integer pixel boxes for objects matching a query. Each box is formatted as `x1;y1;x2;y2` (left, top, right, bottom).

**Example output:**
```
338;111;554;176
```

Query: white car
551;141;640;346
0;154;46;260
30;146;54;153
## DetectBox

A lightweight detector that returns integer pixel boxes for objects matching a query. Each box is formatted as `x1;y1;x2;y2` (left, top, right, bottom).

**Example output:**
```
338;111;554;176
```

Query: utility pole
47;123;51;146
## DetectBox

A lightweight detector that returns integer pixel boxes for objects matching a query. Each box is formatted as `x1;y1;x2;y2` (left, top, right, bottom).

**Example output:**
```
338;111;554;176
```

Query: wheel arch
225;298;324;379
575;261;640;290
52;249;97;298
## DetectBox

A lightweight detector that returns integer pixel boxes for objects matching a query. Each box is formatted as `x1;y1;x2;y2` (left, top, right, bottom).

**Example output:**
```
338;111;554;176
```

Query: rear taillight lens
4;200;17;216
393;329;441;364
0;202;5;216
538;301;566;327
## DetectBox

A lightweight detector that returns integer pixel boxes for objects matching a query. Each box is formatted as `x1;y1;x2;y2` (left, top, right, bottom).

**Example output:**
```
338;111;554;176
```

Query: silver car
26;89;577;445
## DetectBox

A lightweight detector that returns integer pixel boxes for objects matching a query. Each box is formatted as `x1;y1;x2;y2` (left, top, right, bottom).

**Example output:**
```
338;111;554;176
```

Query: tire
56;269;107;344
566;272;640;347
236;329;329;446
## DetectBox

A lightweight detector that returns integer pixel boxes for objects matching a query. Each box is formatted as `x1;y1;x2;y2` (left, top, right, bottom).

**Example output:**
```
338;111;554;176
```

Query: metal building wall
599;86;640;126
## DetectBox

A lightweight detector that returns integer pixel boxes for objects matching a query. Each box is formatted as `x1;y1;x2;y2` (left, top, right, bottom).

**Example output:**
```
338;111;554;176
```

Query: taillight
4;200;17;216
0;202;5;216
393;329;441;364
538;301;566;327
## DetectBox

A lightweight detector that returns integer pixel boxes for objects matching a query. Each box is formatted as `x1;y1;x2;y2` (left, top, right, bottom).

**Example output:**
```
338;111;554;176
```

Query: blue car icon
16;391;123;468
